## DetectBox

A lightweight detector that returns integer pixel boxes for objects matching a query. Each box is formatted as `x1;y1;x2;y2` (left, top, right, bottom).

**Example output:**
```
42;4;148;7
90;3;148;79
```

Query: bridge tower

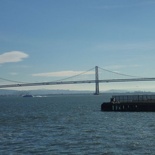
95;66;99;95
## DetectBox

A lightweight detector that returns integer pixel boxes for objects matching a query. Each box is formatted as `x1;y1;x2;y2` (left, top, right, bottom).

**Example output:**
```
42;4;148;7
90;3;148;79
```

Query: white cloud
0;51;29;64
32;71;94;77
10;72;18;75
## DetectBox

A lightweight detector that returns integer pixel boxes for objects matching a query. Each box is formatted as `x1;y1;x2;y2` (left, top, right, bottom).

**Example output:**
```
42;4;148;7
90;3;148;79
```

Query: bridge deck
0;78;155;88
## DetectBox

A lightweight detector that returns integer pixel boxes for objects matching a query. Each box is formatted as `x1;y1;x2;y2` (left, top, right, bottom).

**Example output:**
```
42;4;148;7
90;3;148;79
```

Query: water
0;94;155;155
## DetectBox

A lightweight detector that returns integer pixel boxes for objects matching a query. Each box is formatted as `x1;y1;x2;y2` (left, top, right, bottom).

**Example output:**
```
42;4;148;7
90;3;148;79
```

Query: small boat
101;94;155;112
22;94;33;97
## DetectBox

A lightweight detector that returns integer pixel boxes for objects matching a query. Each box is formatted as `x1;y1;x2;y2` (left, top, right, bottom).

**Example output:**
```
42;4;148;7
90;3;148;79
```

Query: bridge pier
95;66;99;95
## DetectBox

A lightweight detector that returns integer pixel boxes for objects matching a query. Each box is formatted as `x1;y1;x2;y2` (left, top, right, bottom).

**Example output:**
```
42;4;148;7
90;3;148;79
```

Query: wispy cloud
94;1;155;10
140;1;155;5
95;41;155;52
104;64;141;70
0;51;29;64
10;72;18;75
95;4;126;10
32;71;94;77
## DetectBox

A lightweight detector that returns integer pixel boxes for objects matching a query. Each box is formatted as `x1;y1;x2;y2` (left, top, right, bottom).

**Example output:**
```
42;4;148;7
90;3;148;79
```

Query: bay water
0;94;155;154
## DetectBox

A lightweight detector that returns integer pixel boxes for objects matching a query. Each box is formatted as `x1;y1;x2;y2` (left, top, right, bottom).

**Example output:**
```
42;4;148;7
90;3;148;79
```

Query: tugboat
101;95;155;112
22;94;33;97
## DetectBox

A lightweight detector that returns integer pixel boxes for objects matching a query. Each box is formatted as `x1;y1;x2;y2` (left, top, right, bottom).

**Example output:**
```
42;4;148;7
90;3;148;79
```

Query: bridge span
1;77;155;94
1;66;155;94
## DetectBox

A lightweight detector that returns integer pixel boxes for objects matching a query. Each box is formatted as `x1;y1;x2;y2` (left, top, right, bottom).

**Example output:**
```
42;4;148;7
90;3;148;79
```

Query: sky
0;0;155;92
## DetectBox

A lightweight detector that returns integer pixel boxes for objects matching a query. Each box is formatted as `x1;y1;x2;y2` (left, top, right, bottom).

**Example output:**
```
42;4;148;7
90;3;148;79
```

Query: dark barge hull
101;102;155;112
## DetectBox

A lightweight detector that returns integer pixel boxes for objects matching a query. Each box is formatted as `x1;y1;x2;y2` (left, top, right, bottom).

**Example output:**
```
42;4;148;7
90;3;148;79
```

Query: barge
101;95;155;112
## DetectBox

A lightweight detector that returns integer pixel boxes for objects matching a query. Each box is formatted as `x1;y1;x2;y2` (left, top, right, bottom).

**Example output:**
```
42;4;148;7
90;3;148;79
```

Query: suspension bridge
1;66;155;95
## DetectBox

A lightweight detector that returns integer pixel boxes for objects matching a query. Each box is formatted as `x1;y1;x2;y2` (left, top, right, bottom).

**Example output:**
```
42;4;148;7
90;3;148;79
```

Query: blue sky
0;0;155;91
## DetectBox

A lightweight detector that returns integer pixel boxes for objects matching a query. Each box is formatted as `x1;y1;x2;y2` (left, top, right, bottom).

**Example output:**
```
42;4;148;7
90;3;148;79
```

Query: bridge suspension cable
0;76;27;83
55;67;95;82
98;66;142;78
0;67;95;84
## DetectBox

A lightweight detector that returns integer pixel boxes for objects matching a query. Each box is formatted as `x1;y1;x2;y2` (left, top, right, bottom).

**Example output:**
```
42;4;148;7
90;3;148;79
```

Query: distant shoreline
0;89;155;96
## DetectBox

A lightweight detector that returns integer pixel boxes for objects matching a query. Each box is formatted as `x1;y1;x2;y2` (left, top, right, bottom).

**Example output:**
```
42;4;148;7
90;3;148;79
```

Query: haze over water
0;94;155;154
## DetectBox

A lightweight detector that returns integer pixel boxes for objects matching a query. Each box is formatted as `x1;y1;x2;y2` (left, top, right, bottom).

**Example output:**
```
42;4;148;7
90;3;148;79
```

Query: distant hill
0;89;154;96
0;89;94;96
